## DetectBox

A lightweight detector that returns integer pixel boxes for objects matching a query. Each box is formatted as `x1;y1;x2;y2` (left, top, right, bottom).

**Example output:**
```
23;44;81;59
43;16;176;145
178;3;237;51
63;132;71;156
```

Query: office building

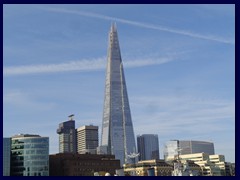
164;140;179;161
77;125;98;154
137;134;159;161
3;137;11;176
231;163;235;176
10;134;49;176
57;115;77;153
209;154;226;176
97;145;108;155
228;163;235;176
164;140;215;161
49;153;121;176
179;153;221;176
101;23;136;165
179;140;215;155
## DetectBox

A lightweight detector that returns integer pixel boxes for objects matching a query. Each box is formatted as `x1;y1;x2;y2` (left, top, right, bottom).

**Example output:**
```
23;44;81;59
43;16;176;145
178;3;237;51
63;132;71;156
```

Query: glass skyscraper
10;134;49;176
3;137;11;176
101;24;136;165
137;134;160;161
57;116;77;153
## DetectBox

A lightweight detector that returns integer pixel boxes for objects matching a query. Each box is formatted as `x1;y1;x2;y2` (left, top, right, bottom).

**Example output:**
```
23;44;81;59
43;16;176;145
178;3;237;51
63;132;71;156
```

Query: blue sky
3;4;235;162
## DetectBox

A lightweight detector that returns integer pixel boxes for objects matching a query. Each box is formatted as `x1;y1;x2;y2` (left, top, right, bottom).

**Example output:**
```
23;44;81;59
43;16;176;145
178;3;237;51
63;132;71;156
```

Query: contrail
3;56;174;76
39;7;234;45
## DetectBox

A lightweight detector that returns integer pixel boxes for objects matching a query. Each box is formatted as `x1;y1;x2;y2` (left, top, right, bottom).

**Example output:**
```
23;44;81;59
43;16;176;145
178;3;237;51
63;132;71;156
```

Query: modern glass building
3;137;11;176
180;140;215;155
101;24;136;165
57;116;77;153
137;134;160;161
164;140;215;161
164;140;179;161
77;125;98;154
10;134;49;176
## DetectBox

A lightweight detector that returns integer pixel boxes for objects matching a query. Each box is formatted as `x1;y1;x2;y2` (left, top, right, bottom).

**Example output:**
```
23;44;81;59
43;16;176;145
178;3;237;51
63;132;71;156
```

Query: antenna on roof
68;114;74;121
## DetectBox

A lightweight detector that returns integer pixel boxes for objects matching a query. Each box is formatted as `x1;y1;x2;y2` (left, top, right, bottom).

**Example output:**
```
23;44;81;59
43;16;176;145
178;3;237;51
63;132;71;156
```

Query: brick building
49;153;120;176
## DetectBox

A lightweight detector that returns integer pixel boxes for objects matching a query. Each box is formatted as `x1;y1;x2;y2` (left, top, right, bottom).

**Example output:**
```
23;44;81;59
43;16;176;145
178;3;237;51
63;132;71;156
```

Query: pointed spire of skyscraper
101;24;136;166
110;22;117;32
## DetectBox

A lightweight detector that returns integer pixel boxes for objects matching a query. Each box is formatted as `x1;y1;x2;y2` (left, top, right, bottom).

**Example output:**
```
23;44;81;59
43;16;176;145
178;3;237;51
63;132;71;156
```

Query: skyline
3;4;235;162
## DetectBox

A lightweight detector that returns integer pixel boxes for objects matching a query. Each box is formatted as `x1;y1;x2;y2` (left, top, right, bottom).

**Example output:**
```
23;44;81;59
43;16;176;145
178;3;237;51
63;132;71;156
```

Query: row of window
69;161;119;167
12;144;48;149
12;149;48;155
24;166;48;172
12;139;48;144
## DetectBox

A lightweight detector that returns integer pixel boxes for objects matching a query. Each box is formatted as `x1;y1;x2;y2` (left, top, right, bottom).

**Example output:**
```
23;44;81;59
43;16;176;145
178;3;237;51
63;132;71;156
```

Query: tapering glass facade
101;24;136;165
10;134;49;176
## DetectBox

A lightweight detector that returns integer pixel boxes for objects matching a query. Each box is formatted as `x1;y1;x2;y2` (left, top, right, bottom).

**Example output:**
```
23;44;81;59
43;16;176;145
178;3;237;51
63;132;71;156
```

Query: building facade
101;24;136;165
49;153;121;176
123;159;173;176
57;116;77;153
137;134;159;161
164;140;179;161
3;137;11;176
223;162;234;176
172;159;202;176
10;134;49;176
77;125;98;154
164;140;215;161
180;140;215;155
179;153;221;176
209;154;227;176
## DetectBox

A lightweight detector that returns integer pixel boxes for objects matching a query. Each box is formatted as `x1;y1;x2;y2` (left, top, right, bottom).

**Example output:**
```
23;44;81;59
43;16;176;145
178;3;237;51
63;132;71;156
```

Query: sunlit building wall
10;134;49;176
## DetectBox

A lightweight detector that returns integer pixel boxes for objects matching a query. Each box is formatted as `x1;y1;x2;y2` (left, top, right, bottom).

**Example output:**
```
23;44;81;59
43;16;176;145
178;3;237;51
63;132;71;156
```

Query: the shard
101;23;136;165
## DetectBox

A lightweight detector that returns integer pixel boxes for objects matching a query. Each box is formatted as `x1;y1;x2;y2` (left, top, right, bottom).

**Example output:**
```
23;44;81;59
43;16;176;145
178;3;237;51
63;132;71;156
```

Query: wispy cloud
131;94;235;161
131;95;235;137
3;56;175;76
3;90;57;111
3;57;105;76
39;7;234;45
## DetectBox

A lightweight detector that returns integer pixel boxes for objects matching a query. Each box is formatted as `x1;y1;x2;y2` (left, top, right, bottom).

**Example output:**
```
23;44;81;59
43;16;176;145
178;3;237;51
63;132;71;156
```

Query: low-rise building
180;153;221;176
123;159;173;176
209;154;226;176
172;159;202;176
224;162;234;176
49;153;120;176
